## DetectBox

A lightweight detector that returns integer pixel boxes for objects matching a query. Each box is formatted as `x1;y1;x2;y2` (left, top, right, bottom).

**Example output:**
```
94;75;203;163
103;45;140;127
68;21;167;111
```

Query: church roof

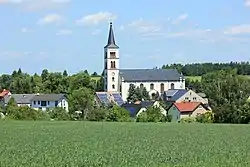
119;69;183;82
104;22;119;49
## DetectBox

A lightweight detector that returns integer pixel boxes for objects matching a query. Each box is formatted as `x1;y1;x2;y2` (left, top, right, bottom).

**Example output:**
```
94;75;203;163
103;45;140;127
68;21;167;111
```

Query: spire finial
104;21;119;49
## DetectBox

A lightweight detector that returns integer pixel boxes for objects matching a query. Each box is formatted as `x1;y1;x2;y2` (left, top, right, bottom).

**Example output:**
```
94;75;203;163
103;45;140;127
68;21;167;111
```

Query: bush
106;105;131;122
6;106;49;120
48;107;71;121
86;108;108;121
136;112;148;122
180;117;196;123
146;106;165;123
196;112;214;123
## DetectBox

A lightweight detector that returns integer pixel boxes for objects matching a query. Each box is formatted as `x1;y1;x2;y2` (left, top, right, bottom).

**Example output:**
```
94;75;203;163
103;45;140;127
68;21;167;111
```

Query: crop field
0;121;250;167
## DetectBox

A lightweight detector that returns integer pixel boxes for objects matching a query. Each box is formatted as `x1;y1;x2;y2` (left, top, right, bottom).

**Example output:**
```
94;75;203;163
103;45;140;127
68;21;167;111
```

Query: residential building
95;92;124;106
30;94;68;111
103;22;185;102
1;90;68;112
163;89;209;104
167;102;209;121
121;101;167;117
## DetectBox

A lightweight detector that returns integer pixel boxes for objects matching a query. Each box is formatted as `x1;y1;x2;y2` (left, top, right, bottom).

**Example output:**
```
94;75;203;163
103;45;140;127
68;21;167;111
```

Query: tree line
162;62;250;76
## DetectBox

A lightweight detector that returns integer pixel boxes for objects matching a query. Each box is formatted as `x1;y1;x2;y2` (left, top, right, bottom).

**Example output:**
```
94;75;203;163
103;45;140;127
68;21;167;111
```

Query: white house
30;94;68;112
103;22;185;102
3;92;68;112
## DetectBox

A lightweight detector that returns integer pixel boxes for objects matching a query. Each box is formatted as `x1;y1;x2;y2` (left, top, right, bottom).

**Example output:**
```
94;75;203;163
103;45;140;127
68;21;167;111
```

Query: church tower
104;22;120;92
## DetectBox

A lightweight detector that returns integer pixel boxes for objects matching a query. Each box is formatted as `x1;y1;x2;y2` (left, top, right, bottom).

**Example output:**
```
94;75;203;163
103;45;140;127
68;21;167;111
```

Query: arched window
113;61;116;68
160;83;164;93
112;84;115;89
140;83;144;89
112;77;115;82
150;83;154;90
171;83;175;89
110;61;113;68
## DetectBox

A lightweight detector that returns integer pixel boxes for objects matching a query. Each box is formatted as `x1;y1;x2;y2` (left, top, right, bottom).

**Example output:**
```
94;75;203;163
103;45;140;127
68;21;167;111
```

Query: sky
0;0;250;75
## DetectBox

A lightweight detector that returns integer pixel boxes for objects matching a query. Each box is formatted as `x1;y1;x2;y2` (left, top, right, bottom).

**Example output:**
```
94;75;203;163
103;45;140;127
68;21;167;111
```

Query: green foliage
180;117;196;123
136;106;166;123
48;107;71;121
1;122;250;166
196;112;214;123
106;105;131;122
127;84;150;103
6;106;49;121
68;87;94;119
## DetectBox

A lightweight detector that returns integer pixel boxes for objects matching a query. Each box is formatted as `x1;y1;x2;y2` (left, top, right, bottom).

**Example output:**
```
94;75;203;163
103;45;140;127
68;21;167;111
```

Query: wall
121;80;185;101
176;90;208;104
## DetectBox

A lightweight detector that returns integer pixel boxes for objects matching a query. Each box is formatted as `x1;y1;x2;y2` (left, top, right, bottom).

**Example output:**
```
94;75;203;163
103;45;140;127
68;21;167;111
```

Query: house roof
30;94;65;101
121;101;156;117
164;89;188;101
0;89;10;97
104;22;119;49
119;69;183;82
4;94;34;104
173;102;202;112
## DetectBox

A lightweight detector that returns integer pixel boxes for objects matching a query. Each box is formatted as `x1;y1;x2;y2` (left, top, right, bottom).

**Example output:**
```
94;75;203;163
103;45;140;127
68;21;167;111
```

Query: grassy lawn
185;76;202;82
0;121;250;167
91;76;101;82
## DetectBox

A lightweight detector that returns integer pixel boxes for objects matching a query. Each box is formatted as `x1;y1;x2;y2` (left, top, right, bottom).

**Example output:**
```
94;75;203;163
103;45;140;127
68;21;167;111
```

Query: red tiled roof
0;89;10;97
173;102;201;113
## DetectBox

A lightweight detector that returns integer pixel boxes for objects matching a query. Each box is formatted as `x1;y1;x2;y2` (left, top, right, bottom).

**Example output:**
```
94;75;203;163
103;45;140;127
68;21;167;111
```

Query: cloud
56;29;72;35
224;24;250;35
245;0;250;7
0;0;71;11
37;14;63;25
76;12;117;26
127;19;162;36
172;13;188;25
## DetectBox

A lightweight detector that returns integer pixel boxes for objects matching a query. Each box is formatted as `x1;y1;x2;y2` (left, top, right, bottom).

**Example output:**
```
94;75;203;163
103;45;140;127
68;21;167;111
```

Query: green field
0;121;249;167
185;76;202;82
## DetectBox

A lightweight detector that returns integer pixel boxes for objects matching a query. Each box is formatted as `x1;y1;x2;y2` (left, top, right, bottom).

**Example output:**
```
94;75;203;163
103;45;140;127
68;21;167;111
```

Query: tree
63;70;68;77
106;105;131;122
127;84;150;103
68;87;94;119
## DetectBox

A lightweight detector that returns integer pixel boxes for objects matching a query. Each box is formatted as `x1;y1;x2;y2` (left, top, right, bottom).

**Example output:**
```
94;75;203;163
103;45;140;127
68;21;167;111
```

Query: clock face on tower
112;72;115;76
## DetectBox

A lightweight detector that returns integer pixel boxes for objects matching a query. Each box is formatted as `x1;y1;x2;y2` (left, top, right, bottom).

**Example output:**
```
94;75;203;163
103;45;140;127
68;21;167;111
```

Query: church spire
105;22;119;49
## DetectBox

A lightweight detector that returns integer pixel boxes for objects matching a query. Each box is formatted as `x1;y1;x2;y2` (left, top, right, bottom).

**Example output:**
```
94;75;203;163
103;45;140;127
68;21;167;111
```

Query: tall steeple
104;22;119;49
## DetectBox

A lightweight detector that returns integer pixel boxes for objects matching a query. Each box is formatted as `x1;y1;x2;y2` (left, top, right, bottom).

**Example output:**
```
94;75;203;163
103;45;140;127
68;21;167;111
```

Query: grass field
0;121;250;167
185;76;202;82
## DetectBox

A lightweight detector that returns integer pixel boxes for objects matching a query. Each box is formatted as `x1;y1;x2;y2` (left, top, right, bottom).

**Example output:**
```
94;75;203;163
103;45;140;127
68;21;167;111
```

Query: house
102;22;185;101
121;101;167;117
0;89;11;107
163;89;209;104
0;90;69;112
4;94;34;107
30;94;68;112
167;102;210;122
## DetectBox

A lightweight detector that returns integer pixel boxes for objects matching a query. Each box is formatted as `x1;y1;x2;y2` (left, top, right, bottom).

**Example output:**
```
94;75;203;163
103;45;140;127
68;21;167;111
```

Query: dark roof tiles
119;69;183;82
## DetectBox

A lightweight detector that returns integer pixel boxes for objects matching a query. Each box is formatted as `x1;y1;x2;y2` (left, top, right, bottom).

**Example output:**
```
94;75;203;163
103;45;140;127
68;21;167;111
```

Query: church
97;22;185;104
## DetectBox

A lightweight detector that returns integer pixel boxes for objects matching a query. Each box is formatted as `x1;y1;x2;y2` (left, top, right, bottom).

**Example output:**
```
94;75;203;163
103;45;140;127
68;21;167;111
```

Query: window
140;83;144;89
41;101;47;106
112;77;115;82
193;97;197;100
160;83;164;93
110;52;116;58
33;101;36;105
38;101;40;105
150;83;154;90
110;61;114;68
185;97;189;100
55;101;58;107
63;101;65;106
171;83;175;89
48;101;50;105
112;84;115;89
113;61;116;68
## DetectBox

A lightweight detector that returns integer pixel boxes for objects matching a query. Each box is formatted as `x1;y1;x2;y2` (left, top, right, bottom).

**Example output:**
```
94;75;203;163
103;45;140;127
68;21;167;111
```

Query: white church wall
121;80;185;101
